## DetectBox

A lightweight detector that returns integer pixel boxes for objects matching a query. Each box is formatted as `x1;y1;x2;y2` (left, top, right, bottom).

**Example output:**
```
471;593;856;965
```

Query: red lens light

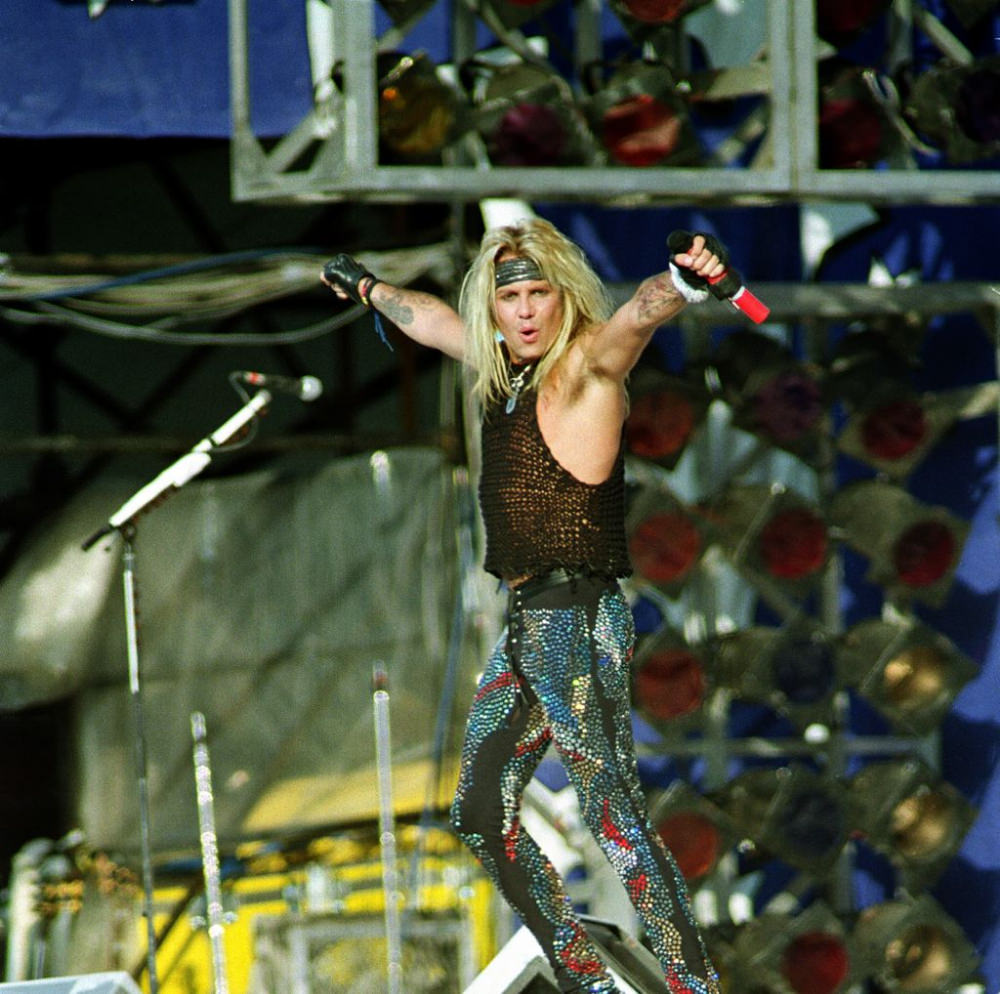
630;512;701;584
635;648;706;721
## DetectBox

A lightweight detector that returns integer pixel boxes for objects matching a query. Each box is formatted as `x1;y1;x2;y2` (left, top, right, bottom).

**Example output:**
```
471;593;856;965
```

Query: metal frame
229;0;795;204
791;2;1000;204
229;0;999;205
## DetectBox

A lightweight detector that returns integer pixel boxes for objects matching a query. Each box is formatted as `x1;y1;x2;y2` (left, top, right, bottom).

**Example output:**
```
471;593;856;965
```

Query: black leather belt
511;568;580;600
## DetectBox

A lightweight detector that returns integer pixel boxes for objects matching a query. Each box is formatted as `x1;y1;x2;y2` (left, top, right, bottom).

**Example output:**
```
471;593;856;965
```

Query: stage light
646;781;735;884
711;484;829;589
608;0;714;48
632;630;711;728
711;332;827;459
838;393;933;480
818;63;891;169
627;487;705;595
611;0;712;25
728;903;853;994
905;56;1000;164
718;766;850;874
848;758;976;890
782;930;852;994
585;62;700;167
625;370;710;469
827;323;924;405
839;618;978;735
814;0;892;46
465;60;595;167
839;380;996;480
715;625;841;730
852;894;980;993
829;481;969;606
377;53;466;163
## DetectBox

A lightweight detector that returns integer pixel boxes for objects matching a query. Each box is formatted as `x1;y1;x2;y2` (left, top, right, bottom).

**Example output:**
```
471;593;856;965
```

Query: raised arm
321;254;466;361
580;233;726;381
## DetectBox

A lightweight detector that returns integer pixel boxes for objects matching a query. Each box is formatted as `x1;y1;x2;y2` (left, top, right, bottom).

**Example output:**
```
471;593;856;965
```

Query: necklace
506;362;534;414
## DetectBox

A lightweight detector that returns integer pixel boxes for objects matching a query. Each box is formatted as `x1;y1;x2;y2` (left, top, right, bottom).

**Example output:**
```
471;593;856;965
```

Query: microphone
234;371;323;402
668;230;771;324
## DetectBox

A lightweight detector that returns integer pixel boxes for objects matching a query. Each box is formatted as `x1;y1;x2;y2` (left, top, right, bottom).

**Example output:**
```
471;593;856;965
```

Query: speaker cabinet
0;975;142;994
464;916;669;994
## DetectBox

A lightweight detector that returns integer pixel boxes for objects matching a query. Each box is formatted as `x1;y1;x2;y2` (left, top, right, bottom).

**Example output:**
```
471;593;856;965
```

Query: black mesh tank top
479;387;632;581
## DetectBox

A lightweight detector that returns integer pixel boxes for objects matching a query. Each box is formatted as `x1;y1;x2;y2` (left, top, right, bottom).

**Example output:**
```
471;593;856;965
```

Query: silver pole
372;664;403;994
122;534;160;994
191;712;231;994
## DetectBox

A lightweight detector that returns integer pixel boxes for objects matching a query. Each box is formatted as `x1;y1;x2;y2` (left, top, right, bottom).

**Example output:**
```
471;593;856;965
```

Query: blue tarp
0;0;310;137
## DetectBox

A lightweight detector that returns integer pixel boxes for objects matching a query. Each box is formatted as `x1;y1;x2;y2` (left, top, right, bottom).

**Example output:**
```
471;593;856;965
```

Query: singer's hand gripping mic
668;230;770;324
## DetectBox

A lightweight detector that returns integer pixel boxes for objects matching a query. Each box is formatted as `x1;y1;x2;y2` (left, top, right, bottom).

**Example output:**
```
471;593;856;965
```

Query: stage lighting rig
714;625;843;732
463;58;598;167
814;0;893;46
728;902;854;994
848;757;977;890
376;52;467;162
627;486;706;596
645;781;737;885
906;56;1000;164
830;481;969;607
839;618;978;736
717;765;851;875
709;332;828;461
852;894;981;994
632;628;712;729
710;483;830;591
625;368;711;470
584;60;701;167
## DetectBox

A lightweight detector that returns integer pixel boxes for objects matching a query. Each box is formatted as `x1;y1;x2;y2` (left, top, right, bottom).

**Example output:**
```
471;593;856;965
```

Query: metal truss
229;0;1000;206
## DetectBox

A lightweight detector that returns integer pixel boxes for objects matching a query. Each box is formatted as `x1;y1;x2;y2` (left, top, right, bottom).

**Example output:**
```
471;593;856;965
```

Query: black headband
495;256;544;288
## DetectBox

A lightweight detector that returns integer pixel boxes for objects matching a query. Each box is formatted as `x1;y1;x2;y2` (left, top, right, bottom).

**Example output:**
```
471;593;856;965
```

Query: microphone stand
82;390;272;993
190;712;231;994
372;664;403;994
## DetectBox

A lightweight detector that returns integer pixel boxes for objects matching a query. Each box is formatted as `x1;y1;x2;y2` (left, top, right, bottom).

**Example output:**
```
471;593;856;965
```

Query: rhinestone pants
450;575;719;994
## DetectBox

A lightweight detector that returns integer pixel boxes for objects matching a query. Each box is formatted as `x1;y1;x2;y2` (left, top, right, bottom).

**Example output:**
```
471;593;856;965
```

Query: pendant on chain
506;365;532;414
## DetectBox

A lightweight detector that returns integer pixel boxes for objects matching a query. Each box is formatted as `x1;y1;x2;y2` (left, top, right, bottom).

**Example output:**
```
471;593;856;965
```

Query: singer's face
493;276;564;365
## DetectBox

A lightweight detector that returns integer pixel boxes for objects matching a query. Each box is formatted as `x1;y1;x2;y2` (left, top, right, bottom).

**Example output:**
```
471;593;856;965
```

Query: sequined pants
450;574;719;994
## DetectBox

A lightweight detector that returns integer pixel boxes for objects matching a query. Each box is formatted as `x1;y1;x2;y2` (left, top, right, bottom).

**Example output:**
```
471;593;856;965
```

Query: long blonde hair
459;217;613;406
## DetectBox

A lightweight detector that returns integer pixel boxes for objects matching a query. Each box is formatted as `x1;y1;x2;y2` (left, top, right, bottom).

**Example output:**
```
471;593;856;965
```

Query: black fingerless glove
322;253;380;307
667;230;741;300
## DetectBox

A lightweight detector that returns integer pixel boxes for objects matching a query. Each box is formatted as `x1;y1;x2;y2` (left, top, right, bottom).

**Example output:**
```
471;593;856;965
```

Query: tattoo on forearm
635;274;682;321
379;289;415;327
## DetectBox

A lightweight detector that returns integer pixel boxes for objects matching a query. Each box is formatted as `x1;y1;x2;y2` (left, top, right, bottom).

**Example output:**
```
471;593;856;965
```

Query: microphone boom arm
82;389;272;550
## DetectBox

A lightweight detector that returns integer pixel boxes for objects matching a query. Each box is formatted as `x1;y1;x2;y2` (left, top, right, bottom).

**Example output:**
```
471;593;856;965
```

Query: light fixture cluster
642;757;980;994
622;312;987;991
353;0;999;179
371;48;706;169
626;326;980;614
358;0;767;170
814;0;1000;170
631;613;977;743
706;893;981;994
